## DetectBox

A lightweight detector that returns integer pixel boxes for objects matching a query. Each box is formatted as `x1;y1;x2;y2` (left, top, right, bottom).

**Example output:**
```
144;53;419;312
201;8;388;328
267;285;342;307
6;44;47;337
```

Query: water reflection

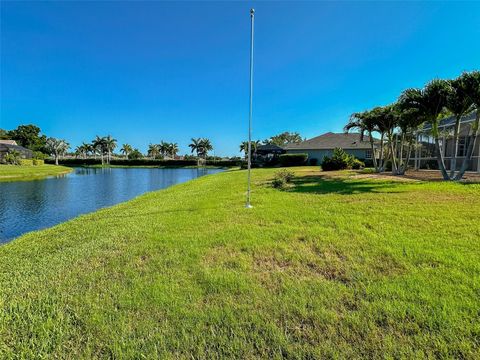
0;167;223;243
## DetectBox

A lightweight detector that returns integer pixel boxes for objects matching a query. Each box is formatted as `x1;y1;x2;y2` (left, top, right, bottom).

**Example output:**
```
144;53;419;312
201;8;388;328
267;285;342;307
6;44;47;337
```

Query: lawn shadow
287;174;404;195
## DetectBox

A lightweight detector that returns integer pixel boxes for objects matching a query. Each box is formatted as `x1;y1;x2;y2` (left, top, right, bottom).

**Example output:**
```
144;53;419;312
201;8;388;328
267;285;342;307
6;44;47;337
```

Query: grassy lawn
0;167;479;358
0;164;72;182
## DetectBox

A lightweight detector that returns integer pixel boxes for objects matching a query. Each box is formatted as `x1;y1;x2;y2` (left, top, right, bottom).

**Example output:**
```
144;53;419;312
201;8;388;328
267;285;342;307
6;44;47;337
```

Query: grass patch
0;167;479;358
0;164;72;182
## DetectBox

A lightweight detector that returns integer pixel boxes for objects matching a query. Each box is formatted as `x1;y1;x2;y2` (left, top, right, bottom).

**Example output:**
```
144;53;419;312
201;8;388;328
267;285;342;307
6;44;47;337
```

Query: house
0;140;34;162
412;111;479;172
284;132;377;164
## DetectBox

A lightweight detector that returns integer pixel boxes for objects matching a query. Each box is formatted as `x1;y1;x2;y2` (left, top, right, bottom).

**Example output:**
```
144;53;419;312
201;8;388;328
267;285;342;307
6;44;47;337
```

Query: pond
0;167;223;243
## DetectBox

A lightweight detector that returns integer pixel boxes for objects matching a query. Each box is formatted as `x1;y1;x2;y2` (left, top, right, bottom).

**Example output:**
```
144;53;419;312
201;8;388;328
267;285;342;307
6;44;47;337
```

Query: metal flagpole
246;8;255;208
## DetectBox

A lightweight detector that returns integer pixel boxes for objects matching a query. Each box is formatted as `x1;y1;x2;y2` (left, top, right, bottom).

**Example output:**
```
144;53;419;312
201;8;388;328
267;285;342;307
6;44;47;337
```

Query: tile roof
284;132;377;150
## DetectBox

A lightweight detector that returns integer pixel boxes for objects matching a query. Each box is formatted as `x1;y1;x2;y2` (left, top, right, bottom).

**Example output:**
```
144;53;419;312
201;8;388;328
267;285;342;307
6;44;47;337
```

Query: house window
365;149;372;159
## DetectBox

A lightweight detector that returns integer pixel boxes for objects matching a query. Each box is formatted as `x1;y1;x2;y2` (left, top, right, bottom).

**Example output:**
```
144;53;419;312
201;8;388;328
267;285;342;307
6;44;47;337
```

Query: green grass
0;164;72;182
0;167;479;358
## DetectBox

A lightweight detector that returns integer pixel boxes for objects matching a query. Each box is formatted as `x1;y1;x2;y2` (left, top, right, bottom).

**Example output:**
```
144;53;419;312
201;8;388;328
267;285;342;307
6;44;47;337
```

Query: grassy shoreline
0;164;72;182
0;167;479;358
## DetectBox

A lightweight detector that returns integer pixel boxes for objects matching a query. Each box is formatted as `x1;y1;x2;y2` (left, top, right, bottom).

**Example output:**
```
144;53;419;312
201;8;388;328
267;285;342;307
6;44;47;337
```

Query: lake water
0;167;223;243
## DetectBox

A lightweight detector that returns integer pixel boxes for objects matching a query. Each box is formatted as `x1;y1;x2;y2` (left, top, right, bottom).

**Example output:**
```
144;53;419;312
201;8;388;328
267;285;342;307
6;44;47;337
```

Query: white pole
246;8;255;208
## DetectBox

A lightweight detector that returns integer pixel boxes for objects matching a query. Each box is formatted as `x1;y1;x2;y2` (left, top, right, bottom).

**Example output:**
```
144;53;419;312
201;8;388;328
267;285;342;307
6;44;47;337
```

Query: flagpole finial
250;8;255;16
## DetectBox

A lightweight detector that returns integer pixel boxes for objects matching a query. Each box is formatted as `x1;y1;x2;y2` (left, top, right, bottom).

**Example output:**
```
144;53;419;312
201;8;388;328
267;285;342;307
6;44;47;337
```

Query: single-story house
0;140;33;162
284;132;377;163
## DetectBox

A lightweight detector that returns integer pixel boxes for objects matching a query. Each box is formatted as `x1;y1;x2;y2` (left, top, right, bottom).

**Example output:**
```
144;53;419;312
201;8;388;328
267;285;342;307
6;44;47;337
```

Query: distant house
284;132;377;163
0;140;33;162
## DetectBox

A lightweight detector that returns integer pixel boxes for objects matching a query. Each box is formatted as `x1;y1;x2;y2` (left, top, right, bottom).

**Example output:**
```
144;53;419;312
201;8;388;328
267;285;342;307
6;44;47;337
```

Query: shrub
33;151;48;160
321;148;363;171
351;158;365;170
4;151;21;165
278;153;308;167
19;159;34;166
33;159;45;166
272;169;295;189
308;158;318;166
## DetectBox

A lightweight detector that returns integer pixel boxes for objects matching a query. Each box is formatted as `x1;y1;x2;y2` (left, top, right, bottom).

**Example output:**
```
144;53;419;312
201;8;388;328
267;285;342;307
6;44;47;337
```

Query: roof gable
0;140;18;145
284;132;376;150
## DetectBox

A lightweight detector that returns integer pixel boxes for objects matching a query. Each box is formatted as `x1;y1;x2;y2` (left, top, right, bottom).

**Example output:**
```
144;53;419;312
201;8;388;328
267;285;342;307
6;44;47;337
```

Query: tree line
239;132;303;157
0;125;222;165
345;70;479;180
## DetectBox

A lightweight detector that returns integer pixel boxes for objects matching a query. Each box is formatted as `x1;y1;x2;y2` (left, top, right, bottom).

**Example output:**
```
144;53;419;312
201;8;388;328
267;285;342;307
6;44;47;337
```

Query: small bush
321;148;363;171
19;159;34;166
272;169;295;189
279;153;308;167
351;159;365;170
33;159;45;166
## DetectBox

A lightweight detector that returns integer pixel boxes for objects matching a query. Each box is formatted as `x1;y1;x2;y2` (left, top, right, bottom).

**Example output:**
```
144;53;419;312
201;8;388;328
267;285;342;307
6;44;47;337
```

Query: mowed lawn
0;164;72;182
0;167;479;358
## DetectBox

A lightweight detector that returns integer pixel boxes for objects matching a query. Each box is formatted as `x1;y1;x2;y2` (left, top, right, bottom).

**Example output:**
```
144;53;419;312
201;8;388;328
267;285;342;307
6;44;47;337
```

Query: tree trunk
369;133;378;171
389;133;398;175
455;112;480;180
55;154;59;166
377;133;385;173
434;136;450;180
449;116;461;178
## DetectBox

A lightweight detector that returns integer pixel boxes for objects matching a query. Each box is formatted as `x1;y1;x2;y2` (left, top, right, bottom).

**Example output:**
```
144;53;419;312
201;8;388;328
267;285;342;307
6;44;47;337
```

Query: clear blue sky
1;1;479;156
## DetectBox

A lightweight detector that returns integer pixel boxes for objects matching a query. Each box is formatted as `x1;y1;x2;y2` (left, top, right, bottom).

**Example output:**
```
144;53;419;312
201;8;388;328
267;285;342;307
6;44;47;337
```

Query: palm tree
399;79;451;180
199;138;213;158
159;141;170;158
46;137;69;165
454;71;480;180
104;135;117;164
392;104;425;175
121;144;133;159
92;136;106;165
148;143;160;159
168;143;179;158
444;76;475;178
74;146;82;159
239;140;260;159
345;110;382;172
188;138;202;157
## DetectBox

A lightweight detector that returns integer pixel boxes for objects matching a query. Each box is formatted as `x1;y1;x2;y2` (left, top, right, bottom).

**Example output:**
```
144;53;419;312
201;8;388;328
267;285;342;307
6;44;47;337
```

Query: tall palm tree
159;141;170;158
454;71;480;180
148;143;160;159
92;136;106;165
239;140;260;159
46;137;69;165
399;79;451;180
168;143;179;158
104;135;117;164
121;144;133;159
445;76;475;178
188;138;202;157
345;110;382;172
199;138;213;158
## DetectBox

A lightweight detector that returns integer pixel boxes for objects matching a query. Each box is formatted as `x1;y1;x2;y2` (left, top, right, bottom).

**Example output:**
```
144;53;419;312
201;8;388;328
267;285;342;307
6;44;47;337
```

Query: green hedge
278;153;308;167
33;159;44;166
19;159;34;166
45;158;241;167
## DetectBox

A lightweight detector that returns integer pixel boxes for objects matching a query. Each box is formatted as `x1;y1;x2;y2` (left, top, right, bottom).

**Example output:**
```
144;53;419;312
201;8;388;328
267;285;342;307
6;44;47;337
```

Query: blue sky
1;1;479;156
